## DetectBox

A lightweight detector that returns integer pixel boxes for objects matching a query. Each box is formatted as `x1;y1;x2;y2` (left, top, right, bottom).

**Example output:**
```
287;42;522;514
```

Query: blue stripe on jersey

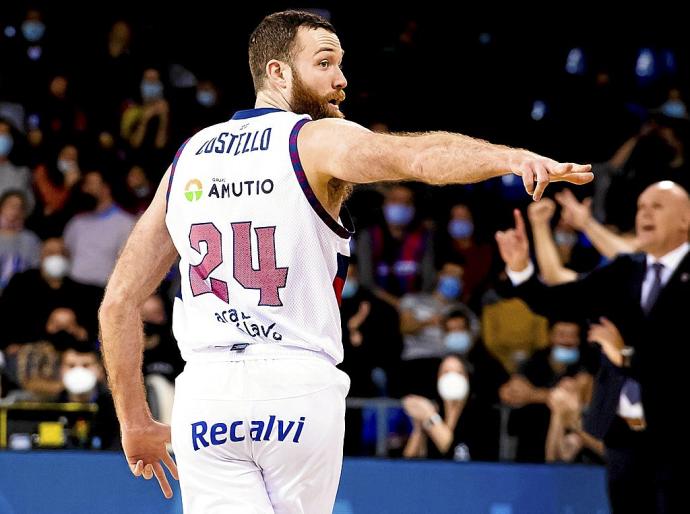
231;108;284;120
166;137;191;212
336;253;349;280
333;252;350;306
289;118;353;239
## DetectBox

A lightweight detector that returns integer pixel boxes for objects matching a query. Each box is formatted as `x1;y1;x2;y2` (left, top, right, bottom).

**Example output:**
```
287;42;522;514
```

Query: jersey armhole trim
165;137;191;213
289;118;353;239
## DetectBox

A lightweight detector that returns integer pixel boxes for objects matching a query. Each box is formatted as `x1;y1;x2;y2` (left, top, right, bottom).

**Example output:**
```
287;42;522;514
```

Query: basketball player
99;10;593;513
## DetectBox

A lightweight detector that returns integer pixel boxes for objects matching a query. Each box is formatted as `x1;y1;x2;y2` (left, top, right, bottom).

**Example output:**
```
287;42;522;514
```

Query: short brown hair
248;10;335;93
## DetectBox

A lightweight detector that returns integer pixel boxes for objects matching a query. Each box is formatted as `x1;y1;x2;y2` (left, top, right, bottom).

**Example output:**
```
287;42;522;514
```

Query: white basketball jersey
165;108;352;364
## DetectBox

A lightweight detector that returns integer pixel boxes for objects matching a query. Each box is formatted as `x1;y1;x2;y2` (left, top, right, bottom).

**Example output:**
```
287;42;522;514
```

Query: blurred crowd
1;8;689;495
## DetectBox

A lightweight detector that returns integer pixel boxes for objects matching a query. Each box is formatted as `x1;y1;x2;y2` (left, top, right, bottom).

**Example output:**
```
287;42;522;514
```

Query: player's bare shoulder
297;118;370;183
299;118;369;150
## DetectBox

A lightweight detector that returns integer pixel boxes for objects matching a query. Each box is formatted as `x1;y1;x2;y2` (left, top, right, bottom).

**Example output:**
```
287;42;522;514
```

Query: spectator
499;319;593;462
141;293;184;385
442;309;509;411
339;258;403;455
339;258;402;398
120;68;170;172
4;8;53;105
179;79;225;137
57;341;120;450
87;20;139;135
0;120;35;213
63;169;135;287
398;261;466;398
402;355;496;461
436;202;494;306
0;237;102;346
124;164;153;214
0;190;41;291
357;184;434;307
545;379;604;463
556;189;637;261
481;295;549;374
29;143;81;238
527;198;579;285
33;74;88;147
1;307;89;400
603;121;686;232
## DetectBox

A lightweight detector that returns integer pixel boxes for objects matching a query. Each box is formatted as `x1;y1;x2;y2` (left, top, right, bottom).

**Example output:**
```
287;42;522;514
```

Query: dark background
3;2;688;162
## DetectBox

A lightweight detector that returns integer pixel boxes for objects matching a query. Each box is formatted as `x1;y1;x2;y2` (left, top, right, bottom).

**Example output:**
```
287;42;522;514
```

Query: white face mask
57;159;76;174
63;366;98;395
42;255;70;279
437;372;469;401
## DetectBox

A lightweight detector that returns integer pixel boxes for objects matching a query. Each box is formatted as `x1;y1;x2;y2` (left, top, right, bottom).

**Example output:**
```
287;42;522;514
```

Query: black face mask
74;191;98;213
144;322;167;338
50;330;82;351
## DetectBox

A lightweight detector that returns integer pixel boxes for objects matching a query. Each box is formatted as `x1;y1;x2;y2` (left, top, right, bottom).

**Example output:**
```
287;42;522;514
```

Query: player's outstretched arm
99;167;179;498
298;119;592;201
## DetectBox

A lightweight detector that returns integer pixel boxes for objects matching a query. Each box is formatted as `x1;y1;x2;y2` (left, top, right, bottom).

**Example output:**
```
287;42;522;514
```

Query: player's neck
255;90;291;113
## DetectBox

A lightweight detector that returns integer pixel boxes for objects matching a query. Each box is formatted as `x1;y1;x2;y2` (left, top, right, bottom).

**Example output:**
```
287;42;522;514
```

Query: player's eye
319;60;329;68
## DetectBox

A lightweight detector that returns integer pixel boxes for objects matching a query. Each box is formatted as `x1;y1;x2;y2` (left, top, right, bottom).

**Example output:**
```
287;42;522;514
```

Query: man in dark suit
495;181;690;514
583;344;655;513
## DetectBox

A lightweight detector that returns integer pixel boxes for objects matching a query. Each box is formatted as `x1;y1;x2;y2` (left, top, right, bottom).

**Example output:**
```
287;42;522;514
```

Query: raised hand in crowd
495;209;530;272
527;197;556;226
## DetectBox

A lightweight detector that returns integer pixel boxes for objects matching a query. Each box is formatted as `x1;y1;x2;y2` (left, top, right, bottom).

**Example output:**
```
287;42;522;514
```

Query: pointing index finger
513;208;526;235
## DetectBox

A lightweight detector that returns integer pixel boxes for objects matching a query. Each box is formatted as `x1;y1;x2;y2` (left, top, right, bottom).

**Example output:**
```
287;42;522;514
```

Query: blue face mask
0;134;14;157
197;90;217;107
448;219;474;239
383;203;414;226
141;81;163;101
444;331;472;354
661;99;687;119
438;276;462;300
551;346;580;365
554;230;578;247
22;20;46;42
341;279;359;299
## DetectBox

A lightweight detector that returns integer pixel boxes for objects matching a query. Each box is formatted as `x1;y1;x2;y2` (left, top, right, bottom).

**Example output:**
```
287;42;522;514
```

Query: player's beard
290;70;345;120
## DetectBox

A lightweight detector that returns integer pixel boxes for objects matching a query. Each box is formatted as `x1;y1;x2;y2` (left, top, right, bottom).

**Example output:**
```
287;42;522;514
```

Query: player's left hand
512;152;593;201
122;420;179;499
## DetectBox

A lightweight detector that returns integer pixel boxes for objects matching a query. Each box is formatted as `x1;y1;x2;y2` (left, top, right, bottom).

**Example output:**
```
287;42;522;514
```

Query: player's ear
266;60;290;90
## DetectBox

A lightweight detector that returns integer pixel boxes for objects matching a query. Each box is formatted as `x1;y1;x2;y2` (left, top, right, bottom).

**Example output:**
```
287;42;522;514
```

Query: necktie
621;379;641;404
642;262;664;314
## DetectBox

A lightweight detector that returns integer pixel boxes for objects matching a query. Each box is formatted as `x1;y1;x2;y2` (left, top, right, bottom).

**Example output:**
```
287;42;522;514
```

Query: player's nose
333;67;347;90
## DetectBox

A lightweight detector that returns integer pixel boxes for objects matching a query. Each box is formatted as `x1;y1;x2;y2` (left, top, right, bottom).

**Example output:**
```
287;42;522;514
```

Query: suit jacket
511;251;690;459
584;353;627;441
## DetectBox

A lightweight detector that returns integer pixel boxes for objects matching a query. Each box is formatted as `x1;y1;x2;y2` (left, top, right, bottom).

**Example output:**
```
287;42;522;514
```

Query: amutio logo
184;179;203;202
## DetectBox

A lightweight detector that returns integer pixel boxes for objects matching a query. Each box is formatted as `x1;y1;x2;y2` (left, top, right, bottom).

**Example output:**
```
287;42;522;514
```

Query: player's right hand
511;152;593;201
122;420;179;499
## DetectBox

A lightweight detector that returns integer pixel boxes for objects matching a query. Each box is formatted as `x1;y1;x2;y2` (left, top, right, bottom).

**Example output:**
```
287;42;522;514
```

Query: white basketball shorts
171;353;350;513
